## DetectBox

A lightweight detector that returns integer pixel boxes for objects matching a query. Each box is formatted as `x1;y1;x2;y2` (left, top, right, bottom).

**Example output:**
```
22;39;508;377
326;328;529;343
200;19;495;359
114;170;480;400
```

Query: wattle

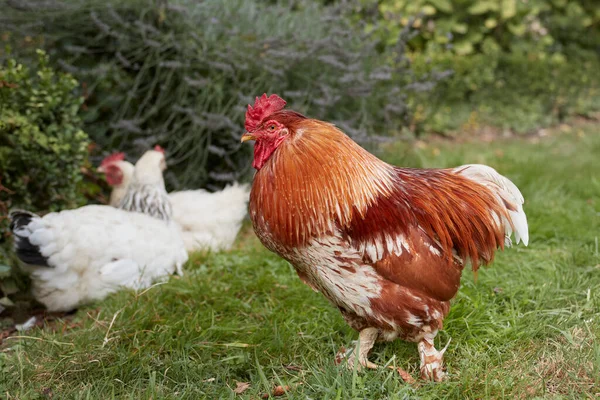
252;137;285;170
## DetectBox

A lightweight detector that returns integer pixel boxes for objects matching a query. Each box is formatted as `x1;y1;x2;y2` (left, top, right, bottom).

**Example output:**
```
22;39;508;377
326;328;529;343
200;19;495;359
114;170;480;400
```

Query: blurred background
0;0;598;311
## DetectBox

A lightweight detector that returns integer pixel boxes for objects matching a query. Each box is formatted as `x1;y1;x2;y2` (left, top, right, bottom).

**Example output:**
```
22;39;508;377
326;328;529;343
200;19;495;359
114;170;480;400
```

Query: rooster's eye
268;124;276;131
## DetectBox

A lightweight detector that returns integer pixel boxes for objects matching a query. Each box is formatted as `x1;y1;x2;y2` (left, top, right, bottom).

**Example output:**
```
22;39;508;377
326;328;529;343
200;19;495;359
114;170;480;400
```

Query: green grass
1;124;599;399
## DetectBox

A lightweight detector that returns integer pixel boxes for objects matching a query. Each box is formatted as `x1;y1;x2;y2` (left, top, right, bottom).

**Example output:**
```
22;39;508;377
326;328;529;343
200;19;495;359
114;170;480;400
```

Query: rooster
9;149;188;312
241;94;529;381
98;148;249;252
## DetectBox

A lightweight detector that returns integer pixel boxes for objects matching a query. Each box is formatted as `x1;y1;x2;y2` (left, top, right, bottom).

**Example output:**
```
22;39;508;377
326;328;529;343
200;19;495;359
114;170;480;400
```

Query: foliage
1;125;599;398
0;51;89;212
410;50;600;134
361;0;600;56
0;50;89;307
353;0;600;135
1;0;444;191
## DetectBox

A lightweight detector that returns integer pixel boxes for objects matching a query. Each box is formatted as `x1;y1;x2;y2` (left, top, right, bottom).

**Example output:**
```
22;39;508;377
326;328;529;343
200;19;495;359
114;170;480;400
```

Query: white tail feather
454;164;529;247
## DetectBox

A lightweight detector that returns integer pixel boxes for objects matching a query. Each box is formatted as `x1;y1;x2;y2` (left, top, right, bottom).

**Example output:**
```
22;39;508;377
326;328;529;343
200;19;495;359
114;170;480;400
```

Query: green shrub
0;50;89;307
359;0;599;57
0;51;89;212
2;0;443;190
409;49;600;134
349;0;600;134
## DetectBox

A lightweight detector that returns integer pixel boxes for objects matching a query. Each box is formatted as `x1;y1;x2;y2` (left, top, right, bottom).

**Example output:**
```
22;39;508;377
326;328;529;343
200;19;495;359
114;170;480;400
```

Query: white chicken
168;184;249;251
9;149;188;312
96;152;135;208
99;148;249;252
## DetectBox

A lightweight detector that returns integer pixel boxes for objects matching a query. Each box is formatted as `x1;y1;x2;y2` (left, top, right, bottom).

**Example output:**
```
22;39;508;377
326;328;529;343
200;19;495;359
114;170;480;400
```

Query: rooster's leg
418;335;450;382
346;327;379;370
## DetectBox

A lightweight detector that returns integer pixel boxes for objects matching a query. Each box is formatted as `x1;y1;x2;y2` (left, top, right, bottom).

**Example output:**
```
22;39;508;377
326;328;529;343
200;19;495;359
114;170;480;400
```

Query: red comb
245;94;286;132
100;152;125;167
154;145;165;153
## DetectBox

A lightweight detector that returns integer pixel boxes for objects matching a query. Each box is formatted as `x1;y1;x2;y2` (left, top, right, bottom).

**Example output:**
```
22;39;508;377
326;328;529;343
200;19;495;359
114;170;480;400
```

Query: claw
439;337;452;357
346;352;379;371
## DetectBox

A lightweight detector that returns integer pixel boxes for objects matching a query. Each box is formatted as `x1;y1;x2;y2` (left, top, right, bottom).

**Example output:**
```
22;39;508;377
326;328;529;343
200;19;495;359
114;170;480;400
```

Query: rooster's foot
339;327;379;371
418;337;451;382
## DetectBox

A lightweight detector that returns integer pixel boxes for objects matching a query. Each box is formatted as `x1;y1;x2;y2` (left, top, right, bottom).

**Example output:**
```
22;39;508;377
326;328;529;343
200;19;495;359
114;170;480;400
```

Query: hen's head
133;147;167;185
98;152;135;187
241;94;305;170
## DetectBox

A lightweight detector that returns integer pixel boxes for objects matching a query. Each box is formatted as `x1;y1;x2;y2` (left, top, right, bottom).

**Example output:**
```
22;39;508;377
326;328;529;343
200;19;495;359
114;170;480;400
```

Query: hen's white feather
454;164;529;246
15;206;187;312
169;183;250;251
118;151;172;221
105;159;249;252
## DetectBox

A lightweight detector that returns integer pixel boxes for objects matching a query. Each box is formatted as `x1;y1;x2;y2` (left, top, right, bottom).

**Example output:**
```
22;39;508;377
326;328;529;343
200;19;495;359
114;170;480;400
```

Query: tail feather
9;210;50;267
454;164;529;247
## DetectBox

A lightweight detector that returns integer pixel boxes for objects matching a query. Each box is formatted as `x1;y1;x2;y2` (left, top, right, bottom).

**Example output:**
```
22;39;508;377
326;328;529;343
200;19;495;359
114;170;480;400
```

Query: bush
359;0;600;57
410;49;600;134
2;0;443;191
0;50;89;308
351;0;600;135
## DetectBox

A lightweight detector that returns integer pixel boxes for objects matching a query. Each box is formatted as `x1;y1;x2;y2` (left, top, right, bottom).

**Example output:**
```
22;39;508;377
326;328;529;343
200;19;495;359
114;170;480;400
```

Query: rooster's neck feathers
251;119;396;246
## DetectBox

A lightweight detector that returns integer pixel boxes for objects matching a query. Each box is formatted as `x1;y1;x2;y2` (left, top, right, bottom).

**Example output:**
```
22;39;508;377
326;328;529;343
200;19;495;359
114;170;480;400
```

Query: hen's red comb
154;145;165;153
100;152;125;167
245;94;286;132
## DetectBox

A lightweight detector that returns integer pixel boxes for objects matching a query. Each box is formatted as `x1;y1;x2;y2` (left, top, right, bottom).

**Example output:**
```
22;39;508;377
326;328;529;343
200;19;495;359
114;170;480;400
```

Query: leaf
468;1;498;15
452;23;468;34
501;0;517;20
391;366;416;384
0;264;11;278
485;18;498;29
428;0;453;14
454;41;474;55
0;279;18;295
261;385;291;398
434;33;450;44
233;381;250;394
422;5;436;16
0;296;14;307
508;22;527;36
272;385;290;396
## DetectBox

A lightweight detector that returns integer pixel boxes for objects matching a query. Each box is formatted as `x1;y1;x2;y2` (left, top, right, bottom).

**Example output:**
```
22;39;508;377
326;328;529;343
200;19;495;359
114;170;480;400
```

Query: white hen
10;150;188;312
168;183;249;251
99;150;249;252
96;152;135;208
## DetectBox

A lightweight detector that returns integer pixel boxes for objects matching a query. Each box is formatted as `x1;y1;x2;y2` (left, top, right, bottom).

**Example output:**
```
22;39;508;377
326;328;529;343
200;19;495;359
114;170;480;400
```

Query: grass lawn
1;124;599;399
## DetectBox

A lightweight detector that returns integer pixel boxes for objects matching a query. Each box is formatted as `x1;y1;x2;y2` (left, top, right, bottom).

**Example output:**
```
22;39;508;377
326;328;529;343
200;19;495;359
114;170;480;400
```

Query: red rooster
241;94;529;381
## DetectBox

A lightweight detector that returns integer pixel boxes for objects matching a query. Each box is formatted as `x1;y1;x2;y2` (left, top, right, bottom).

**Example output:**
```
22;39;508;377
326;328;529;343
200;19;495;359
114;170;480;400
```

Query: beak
97;166;106;173
241;133;256;143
